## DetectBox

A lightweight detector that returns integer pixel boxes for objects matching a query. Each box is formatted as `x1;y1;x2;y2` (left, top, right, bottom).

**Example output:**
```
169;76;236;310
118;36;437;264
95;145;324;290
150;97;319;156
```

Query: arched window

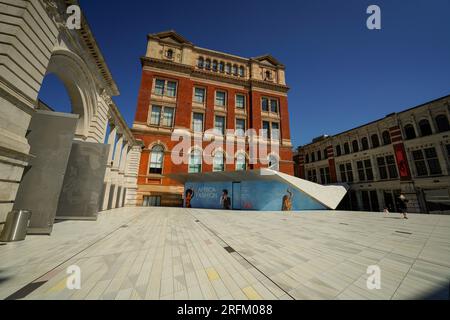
404;124;416;140
239;66;245;77
361;137;369;151
225;63;231;74
197;57;204;68
317;151;322;161
336;145;342;157
218;61;225;73
435;115;450;133
371;134;380;148
166;49;173;59
268;155;279;171
232;64;238;76
311;153;316;162
213;151;225;172
324;149;328;160
419;119;432;136
149;145;164;174
344;143;350;155
188;149;202;173
205;59;211;70
236;153;246;171
352;140;359;153
305;154;309;164
212;60;218;72
382;131;391;145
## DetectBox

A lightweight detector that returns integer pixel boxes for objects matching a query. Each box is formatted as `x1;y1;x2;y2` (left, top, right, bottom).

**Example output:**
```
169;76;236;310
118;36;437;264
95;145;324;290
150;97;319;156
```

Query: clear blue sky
39;0;450;147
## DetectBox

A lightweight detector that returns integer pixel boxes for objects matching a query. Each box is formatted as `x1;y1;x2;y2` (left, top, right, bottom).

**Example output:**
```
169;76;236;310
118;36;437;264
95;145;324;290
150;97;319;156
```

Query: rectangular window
189;152;202;173
425;148;442;175
346;163;354;182
357;161;365;181
377;157;388;180
193;113;204;133
194;88;206;103
413;148;442;177
357;160;373;182
236;94;245;109
154;79;165;95
365;159;374;181
215;91;226;107
339;164;347;183
413;150;428;176
236;119;246;137
150;105;162;126
262;98;269;112
162;107;174;127
319;168;331;185
166;81;177;97
272;122;280;140
262;121;271;139
386;155;399;179
143;196;161;207
214;116;225;135
270;99;279;113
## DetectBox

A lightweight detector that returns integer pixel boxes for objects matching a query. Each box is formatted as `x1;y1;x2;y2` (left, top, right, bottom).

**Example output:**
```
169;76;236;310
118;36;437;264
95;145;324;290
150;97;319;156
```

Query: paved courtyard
0;207;449;300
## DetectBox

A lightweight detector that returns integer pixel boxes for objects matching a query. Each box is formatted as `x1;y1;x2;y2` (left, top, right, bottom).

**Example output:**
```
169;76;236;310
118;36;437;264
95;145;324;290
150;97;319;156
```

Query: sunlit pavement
1;207;449;300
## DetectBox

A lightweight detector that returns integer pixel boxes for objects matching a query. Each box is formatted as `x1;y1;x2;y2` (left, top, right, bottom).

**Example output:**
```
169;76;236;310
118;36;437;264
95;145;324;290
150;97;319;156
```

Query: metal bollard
0;210;32;242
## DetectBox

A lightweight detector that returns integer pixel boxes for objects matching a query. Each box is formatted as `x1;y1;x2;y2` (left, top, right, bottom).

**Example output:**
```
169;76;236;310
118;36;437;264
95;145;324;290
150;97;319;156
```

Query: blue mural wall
184;180;326;211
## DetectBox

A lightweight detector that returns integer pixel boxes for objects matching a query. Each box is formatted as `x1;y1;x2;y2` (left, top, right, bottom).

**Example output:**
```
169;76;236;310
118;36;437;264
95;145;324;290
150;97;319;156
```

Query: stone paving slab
0;208;449;300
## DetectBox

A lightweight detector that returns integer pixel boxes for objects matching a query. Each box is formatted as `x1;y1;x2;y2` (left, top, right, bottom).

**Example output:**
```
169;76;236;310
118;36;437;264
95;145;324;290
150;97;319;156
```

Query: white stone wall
0;0;141;225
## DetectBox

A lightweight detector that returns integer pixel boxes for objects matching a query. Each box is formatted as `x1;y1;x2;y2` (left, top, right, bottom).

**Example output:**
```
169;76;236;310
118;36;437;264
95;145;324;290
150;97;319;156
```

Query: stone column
113;134;124;169
106;125;118;166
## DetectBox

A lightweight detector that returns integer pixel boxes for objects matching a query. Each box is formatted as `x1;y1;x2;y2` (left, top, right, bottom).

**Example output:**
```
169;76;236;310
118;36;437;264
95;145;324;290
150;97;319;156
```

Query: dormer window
265;71;272;80
212;60;218;72
166;49;174;59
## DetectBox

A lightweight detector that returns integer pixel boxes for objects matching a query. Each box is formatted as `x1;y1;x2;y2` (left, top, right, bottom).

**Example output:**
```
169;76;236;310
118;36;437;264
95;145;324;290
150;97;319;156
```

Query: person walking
398;193;409;220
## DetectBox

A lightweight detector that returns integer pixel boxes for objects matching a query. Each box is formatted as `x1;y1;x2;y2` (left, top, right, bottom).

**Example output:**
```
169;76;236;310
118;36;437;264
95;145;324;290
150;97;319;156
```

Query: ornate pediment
148;30;192;46
252;55;284;68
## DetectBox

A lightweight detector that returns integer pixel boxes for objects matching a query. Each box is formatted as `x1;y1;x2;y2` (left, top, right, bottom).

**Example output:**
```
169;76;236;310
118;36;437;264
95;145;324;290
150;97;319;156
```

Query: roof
167;169;349;210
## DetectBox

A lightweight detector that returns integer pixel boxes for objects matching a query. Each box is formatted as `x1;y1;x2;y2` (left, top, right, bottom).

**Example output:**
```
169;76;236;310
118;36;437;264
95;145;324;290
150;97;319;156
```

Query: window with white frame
236;94;245;109
319;167;331;185
213;152;225;172
192;113;204;133
236;118;246;137
150;105;174;127
262;121;280;140
357;159;374;182
189;149;202;173
214;116;225;135
149;145;164;174
154;79;177;97
215;91;226;107
194;87;206;103
236;153;246;171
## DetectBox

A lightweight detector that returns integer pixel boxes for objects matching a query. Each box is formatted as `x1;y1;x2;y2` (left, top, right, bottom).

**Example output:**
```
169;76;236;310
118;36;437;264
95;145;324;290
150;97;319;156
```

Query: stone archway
45;49;98;140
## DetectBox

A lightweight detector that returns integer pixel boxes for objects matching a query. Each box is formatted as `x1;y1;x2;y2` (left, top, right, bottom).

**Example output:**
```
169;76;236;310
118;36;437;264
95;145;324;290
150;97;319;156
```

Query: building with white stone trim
0;0;142;229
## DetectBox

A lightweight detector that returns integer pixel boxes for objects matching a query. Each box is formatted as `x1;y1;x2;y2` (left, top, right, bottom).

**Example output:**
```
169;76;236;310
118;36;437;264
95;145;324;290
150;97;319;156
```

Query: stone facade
0;0;141;227
295;95;450;214
133;31;294;207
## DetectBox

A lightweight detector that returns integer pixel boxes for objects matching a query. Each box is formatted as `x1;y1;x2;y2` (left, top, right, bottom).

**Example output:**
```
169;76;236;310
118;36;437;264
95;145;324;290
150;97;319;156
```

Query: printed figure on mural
282;188;294;211
220;189;232;210
185;188;194;208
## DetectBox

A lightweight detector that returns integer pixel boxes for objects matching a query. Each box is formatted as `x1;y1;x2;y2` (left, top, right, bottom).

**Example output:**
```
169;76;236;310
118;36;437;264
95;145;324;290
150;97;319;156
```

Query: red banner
393;143;411;181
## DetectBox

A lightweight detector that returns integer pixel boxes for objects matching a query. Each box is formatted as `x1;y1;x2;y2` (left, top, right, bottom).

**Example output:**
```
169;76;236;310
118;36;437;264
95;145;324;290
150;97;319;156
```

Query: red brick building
132;31;294;207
